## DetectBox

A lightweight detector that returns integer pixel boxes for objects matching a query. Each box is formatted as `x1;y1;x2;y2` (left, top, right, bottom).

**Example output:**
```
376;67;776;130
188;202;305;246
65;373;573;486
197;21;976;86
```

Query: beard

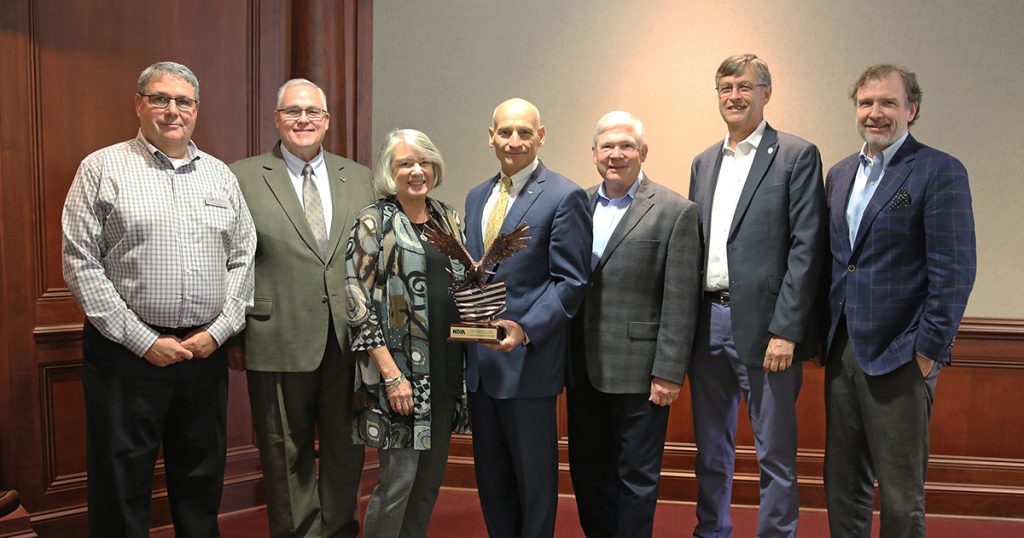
858;122;903;148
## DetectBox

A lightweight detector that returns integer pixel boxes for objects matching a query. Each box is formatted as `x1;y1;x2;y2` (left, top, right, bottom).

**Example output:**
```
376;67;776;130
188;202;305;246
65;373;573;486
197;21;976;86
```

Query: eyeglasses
275;106;327;122
716;83;768;97
138;93;198;112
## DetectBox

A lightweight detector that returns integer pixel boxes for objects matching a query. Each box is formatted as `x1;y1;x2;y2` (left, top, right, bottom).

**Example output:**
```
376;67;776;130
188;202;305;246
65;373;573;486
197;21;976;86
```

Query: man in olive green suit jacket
229;79;374;538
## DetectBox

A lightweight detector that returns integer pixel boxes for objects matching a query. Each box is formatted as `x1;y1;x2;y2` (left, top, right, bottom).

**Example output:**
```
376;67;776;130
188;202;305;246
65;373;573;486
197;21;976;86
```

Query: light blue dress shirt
591;173;644;269
846;132;909;246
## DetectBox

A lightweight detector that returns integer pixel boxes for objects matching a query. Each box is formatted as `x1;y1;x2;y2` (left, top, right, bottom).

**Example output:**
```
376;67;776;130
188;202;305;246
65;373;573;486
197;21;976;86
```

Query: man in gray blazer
229;79;374;538
568;111;702;537
688;54;827;538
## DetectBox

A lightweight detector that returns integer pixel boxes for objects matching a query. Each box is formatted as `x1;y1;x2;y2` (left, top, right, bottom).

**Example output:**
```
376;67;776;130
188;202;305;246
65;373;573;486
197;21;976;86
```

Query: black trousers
566;378;669;538
824;321;940;538
82;321;228;538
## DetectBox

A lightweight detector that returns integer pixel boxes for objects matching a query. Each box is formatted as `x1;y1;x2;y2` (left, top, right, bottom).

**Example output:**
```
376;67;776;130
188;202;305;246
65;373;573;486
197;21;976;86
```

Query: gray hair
276;78;328;112
372;129;446;197
137;61;200;100
593;110;645;147
715;53;772;89
850;64;922;126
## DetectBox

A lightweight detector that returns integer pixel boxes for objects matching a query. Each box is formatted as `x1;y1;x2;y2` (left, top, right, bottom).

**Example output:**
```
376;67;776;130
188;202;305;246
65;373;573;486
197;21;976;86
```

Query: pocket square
889;188;911;209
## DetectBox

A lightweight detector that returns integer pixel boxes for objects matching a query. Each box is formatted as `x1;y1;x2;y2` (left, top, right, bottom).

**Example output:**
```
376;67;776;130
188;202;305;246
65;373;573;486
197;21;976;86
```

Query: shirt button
847;265;856;272
321;296;329;304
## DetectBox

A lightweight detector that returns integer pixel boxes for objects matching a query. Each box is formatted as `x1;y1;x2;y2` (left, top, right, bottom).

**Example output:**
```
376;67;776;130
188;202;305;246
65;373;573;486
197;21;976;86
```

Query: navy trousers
468;385;558;538
688;298;802;538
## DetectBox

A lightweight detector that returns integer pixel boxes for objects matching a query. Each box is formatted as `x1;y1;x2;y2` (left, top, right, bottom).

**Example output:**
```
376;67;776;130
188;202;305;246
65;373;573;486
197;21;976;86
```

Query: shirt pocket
203;195;235;233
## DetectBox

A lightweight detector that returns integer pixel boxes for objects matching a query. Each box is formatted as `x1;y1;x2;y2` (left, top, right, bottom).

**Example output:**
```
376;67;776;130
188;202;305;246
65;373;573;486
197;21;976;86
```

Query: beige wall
373;0;1024;318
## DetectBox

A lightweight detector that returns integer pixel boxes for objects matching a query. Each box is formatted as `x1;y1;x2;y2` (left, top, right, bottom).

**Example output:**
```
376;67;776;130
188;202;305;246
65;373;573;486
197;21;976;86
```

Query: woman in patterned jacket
345;128;470;538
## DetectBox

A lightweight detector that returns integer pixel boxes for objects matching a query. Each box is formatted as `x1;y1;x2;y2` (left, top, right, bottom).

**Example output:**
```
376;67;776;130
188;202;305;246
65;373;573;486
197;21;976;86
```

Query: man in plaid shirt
61;61;256;537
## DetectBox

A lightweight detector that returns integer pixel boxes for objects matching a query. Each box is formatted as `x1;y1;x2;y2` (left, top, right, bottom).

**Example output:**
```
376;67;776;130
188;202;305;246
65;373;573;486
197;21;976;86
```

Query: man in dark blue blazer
464;98;591;537
824;64;977;538
688;54;827;538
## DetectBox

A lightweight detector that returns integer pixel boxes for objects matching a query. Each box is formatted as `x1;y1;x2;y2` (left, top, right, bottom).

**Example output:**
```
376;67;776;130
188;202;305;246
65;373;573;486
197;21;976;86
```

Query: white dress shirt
281;144;333;235
705;120;767;291
480;158;539;241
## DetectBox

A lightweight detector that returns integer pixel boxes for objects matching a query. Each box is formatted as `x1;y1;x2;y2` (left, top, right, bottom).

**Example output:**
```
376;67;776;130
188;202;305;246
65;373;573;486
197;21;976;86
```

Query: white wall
373;0;1024;317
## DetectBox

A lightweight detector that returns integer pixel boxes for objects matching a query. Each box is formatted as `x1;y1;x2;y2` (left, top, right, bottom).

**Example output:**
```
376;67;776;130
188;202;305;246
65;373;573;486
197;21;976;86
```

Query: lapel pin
768;147;775;155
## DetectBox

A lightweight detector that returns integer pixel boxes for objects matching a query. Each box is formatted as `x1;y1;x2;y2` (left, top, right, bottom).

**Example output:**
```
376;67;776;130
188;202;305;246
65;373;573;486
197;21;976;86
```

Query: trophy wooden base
448;323;506;343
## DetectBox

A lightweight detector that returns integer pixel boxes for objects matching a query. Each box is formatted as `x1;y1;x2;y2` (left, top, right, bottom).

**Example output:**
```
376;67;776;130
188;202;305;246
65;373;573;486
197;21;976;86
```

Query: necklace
410;221;427;241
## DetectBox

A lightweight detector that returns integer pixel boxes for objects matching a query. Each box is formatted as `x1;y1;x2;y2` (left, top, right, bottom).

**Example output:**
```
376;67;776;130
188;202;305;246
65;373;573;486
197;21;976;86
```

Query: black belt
148;325;204;338
705;290;731;304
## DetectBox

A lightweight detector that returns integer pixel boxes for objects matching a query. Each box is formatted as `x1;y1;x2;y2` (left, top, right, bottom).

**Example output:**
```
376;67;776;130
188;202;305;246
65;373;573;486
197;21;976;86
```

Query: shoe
0;489;20;518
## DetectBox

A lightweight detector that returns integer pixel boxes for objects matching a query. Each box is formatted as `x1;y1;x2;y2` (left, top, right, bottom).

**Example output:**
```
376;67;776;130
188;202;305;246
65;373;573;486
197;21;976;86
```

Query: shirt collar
280;143;325;177
859;131;909;169
500;158;540;194
136;130;199;163
722;120;767;155
597;171;644;203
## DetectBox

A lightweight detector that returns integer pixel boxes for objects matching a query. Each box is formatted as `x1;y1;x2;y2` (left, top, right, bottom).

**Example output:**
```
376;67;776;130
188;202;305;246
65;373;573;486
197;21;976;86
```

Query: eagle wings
422;220;531;287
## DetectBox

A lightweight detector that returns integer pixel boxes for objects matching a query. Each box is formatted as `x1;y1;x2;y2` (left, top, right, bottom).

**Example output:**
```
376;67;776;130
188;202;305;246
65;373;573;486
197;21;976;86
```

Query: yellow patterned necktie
484;176;513;251
302;164;329;255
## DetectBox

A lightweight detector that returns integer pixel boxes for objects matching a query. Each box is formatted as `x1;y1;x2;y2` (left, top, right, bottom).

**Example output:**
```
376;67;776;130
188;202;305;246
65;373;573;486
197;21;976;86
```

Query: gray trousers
824;323;940;538
247;337;364;538
363;397;456;538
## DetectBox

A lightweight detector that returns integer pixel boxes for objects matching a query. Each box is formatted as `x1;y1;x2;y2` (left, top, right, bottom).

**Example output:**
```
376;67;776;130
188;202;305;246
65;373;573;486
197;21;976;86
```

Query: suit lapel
728;126;779;241
831;158;859;259
501;164;545;232
594;178;655;273
851;135;918;252
263;144;326;261
324;152;351;264
700;151;724;242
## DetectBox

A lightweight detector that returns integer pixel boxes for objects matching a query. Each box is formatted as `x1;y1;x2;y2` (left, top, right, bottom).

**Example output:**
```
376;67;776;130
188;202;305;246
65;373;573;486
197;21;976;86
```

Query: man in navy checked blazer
824;64;977;538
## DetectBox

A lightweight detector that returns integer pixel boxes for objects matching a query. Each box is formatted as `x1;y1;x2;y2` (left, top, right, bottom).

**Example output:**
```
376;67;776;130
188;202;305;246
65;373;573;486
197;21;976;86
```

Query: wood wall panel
445;318;1024;519
31;1;258;298
40;363;86;491
0;0;373;535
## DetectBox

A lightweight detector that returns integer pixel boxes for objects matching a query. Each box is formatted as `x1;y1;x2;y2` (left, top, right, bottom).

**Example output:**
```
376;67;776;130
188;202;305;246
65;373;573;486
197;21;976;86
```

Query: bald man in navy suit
463;98;591;538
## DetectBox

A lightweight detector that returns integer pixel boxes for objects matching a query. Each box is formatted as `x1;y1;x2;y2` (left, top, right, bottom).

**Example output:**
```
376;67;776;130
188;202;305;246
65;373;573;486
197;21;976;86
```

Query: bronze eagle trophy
421;220;531;343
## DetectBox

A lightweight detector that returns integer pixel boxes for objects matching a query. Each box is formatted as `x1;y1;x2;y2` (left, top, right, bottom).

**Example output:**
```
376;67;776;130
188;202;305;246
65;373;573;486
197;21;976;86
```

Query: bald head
488;97;547;176
492;98;542;129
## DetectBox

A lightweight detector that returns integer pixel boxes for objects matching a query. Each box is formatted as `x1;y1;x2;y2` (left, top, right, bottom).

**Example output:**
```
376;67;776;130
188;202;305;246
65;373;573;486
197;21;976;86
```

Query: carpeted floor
162;487;1024;537
425;487;1024;537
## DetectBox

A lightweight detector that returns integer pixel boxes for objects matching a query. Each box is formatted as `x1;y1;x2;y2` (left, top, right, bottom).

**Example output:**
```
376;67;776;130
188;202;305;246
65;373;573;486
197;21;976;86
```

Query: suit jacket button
847;265;856;272
321;295;329;304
